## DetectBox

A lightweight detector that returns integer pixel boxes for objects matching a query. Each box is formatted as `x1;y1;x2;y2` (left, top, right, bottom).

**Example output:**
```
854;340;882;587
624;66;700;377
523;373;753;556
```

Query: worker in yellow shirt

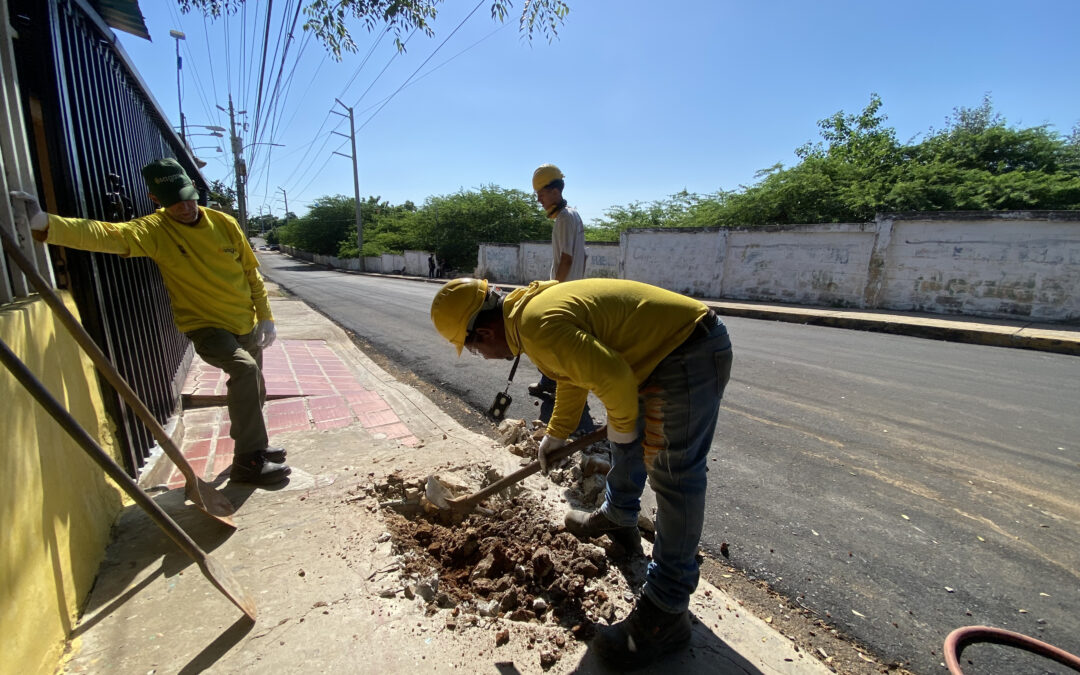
9;158;290;485
431;277;733;666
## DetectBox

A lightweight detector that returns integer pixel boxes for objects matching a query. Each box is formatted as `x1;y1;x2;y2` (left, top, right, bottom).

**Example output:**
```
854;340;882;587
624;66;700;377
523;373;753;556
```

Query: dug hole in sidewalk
60;282;829;675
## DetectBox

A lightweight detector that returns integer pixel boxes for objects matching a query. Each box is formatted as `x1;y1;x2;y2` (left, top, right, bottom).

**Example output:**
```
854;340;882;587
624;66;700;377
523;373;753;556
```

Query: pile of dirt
365;460;646;670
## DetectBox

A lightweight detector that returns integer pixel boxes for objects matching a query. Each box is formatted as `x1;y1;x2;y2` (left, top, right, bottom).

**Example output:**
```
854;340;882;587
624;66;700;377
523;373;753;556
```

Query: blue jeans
600;321;733;613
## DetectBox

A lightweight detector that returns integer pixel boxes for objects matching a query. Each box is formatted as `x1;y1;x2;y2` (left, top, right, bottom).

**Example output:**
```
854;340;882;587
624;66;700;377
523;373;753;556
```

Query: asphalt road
259;253;1080;674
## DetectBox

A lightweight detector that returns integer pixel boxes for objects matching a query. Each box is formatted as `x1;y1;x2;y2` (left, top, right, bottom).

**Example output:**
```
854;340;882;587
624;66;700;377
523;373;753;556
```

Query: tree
207;179;236;214
412;185;548;271
180;0;571;59
276;194;357;255
591;95;1080;237
708;94;1080;226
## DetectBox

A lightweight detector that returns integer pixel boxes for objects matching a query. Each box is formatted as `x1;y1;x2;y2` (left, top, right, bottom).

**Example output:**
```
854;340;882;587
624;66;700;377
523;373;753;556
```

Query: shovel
426;428;607;518
0;226;236;526
0;336;256;620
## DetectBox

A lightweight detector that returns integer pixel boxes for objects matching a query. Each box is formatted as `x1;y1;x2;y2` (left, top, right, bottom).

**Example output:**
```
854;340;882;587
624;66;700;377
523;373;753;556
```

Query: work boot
527;380;556;399
564;509;642;554
592;594;693;668
230;451;291;485
263;446;287;463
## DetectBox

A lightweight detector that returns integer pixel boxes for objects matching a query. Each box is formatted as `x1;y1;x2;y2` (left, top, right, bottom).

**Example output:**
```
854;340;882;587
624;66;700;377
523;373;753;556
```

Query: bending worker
9;158;290;485
431;277;733;666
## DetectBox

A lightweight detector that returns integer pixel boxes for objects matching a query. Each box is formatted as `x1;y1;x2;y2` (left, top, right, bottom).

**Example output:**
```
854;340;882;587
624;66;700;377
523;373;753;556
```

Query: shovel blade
199;554;257;621
185;478;237;527
424;475;455;511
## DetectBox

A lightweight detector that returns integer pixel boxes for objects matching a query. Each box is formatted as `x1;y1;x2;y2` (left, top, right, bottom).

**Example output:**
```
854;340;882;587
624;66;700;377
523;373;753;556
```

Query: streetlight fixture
169;30;186;144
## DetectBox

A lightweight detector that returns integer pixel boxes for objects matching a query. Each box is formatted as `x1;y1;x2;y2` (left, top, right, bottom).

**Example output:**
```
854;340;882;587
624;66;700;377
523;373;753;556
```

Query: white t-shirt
550;205;587;281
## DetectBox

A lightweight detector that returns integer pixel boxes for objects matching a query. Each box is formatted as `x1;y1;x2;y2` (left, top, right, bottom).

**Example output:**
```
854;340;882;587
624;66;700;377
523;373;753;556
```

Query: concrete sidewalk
60;282;831;675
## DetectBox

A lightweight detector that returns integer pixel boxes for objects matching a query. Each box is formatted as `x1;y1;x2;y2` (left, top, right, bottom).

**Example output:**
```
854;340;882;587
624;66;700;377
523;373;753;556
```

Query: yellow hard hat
430;278;489;355
532;164;564;192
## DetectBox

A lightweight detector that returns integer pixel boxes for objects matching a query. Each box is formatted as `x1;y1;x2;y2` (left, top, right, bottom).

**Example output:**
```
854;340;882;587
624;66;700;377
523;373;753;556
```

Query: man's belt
685;309;720;344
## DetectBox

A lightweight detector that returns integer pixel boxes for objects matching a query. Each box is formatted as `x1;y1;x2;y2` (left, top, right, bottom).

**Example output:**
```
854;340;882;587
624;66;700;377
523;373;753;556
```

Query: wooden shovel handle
0;227;195;479
456;428;607;509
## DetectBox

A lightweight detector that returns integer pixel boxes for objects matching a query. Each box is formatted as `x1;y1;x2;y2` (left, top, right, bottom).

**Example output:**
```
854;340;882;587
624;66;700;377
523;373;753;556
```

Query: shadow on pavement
72;487;238;634
569;623;767;674
177;615;256;675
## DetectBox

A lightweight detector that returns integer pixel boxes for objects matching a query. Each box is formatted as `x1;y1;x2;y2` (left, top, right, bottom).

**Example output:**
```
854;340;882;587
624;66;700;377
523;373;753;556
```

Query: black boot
593;594;693;668
230;451;291;485
263;446;287;463
564;509;642;553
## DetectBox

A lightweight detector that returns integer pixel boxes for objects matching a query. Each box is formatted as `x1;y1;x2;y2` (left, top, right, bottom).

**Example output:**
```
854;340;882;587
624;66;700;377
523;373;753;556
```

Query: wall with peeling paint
478;243;520;283
877;215;1080;320
474;211;1080;322
720;225;877;306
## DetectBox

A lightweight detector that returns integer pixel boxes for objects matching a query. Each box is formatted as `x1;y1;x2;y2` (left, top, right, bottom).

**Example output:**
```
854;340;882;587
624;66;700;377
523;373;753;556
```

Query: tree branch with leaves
179;0;570;59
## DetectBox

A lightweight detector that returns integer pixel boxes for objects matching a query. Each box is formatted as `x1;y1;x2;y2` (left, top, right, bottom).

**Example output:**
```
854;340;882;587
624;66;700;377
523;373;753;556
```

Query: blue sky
116;0;1079;224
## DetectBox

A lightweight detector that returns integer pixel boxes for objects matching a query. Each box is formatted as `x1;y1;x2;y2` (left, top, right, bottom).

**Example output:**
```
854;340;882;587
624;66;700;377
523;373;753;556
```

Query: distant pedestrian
10;159;291;485
428;254;436;279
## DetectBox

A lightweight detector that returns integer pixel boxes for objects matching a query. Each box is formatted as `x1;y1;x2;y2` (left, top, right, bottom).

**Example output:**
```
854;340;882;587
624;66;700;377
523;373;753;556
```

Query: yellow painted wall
0;294;123;675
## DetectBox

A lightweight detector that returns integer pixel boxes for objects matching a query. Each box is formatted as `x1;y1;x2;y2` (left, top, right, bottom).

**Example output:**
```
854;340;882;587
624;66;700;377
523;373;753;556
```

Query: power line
357;0;485;132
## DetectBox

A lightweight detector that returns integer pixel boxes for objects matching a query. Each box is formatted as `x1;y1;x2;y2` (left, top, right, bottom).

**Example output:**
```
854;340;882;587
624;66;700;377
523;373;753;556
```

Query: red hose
944;626;1080;674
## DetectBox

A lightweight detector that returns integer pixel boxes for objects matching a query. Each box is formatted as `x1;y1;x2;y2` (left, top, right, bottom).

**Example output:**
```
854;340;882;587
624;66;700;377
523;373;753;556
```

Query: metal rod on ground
0;336;256;620
0;226;236;526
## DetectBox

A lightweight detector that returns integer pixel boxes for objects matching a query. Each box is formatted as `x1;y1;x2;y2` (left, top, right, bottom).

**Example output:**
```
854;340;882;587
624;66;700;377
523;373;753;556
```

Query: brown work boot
230;451;291;485
593;594;693;668
564;509;642;553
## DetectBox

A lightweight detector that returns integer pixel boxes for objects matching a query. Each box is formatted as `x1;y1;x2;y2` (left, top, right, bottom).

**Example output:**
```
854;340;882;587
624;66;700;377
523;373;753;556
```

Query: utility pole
331;98;363;269
219;96;247;234
169;30;187;146
278;186;289;228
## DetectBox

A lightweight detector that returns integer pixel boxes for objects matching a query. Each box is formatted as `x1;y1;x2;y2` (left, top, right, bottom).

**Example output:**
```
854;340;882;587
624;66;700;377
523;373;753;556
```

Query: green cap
141;158;199;207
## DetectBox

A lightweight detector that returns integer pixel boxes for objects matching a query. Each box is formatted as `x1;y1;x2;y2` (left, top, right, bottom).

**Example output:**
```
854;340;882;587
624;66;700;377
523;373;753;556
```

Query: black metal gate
11;0;203;474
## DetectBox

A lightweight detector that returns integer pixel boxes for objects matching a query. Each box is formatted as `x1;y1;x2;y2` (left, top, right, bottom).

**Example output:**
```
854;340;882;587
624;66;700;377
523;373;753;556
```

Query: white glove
9;191;49;231
537;435;567;474
254;320;276;348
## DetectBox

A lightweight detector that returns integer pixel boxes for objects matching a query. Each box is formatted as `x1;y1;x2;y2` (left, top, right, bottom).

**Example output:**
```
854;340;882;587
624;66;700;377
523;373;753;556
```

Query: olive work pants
185;326;268;459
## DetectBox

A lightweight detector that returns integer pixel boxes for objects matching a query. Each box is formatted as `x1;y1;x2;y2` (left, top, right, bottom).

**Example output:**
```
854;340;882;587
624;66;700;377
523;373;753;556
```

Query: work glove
537;435;567;475
253;319;277;349
9;191;49;231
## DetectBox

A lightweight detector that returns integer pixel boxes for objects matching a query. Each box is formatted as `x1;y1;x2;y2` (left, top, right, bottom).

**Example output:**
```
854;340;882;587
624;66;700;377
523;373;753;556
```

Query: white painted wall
404;250;428;276
476;244;519;282
585;243;619;278
380;253;405;273
878;216;1080;320
721;225;876;306
521;242;551;282
621;229;726;298
287;211;1080;322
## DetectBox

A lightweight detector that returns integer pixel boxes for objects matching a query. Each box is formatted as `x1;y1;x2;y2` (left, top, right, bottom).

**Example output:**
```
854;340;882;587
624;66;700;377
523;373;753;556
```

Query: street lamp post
169;30;186;145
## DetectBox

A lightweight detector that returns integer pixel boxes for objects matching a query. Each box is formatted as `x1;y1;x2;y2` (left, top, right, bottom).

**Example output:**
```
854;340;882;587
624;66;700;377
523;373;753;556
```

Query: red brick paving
166;339;417;488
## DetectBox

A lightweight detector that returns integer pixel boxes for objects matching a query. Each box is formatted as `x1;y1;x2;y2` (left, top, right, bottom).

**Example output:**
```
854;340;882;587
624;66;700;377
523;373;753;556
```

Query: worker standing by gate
10;158;290;485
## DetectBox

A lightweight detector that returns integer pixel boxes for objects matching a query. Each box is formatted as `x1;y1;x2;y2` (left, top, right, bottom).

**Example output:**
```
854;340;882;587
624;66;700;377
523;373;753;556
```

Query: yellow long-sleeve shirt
502;279;709;440
45;208;271;335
